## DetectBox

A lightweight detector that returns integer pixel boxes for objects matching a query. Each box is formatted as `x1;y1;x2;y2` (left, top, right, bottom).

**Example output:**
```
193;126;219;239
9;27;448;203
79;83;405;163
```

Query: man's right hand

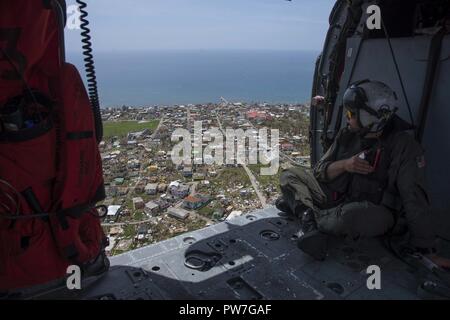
325;152;374;180
344;152;374;175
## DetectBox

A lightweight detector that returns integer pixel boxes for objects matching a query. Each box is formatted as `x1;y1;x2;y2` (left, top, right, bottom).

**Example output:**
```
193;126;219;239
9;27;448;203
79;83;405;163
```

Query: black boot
297;209;328;261
275;196;294;216
276;196;308;220
82;250;110;278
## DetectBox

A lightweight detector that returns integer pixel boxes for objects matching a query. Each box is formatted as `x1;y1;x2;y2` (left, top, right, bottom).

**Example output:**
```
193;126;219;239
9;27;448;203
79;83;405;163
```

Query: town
99;101;311;255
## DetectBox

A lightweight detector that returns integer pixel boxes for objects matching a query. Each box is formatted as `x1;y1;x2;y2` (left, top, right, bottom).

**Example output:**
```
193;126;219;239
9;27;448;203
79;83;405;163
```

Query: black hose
76;0;103;143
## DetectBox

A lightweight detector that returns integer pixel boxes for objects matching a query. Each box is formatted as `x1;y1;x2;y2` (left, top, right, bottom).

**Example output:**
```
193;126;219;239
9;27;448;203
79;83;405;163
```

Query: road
215;110;268;209
244;117;300;166
151;115;166;140
189;181;198;196
242;163;267;208
102;218;155;227
127;116;165;194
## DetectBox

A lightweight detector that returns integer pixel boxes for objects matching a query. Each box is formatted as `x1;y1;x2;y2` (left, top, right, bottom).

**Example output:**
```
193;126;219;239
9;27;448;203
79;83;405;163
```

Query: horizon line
66;48;322;54
100;100;311;108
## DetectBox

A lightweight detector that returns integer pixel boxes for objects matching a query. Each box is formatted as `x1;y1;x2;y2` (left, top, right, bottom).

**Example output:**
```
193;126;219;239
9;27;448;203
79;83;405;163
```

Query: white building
144;201;160;216
106;205;122;223
167;207;190;220
145;183;158;195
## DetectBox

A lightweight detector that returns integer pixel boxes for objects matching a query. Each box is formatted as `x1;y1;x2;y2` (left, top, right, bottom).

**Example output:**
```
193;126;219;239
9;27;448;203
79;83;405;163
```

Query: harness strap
0;184;106;220
66;130;93;140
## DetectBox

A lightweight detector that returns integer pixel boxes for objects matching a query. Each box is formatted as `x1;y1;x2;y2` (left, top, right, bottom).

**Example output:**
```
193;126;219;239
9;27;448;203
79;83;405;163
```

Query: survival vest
0;0;107;291
347;140;390;205
330;127;391;206
333;118;411;210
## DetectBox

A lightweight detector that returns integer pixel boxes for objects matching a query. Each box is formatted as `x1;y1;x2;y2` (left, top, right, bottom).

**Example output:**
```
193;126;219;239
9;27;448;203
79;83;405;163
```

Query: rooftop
183;195;201;203
106;205;122;216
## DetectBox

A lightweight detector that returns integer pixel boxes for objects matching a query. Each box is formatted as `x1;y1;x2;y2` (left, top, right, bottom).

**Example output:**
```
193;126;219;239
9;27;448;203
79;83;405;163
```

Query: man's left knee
343;202;394;238
317;201;394;239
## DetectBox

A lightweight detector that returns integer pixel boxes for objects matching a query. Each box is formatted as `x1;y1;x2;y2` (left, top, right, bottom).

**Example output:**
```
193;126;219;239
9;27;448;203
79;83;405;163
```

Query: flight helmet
343;80;398;134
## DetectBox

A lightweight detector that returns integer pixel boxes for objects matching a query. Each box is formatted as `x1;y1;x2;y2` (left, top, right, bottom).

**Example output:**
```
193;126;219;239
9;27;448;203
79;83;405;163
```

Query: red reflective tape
373;148;382;169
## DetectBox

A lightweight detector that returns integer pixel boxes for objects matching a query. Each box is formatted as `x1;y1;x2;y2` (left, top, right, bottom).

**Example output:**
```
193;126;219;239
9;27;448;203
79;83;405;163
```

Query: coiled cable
76;0;103;143
0;179;21;218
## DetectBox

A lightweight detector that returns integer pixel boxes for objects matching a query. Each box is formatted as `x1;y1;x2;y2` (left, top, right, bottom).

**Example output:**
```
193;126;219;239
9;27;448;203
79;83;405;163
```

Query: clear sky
65;0;336;53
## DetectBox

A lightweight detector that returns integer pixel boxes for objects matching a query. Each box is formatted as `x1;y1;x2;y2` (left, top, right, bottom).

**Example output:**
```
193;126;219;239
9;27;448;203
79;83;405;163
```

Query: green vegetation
125;198;133;210
103;120;159;138
111;249;126;256
123;224;136;238
260;112;309;137
183;218;207;234
134;211;145;221
259;113;310;155
216;167;250;187
198;206;215;218
247;164;261;173
248;163;282;192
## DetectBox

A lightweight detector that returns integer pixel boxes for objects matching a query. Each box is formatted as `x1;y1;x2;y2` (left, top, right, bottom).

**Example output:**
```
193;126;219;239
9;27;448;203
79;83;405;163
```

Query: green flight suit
279;123;435;249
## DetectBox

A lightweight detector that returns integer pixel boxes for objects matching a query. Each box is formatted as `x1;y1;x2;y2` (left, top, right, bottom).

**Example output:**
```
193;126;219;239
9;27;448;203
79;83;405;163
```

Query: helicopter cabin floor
78;206;450;300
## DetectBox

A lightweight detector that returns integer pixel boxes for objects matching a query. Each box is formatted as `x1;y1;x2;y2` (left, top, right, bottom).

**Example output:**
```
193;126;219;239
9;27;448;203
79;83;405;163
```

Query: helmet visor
343;87;364;113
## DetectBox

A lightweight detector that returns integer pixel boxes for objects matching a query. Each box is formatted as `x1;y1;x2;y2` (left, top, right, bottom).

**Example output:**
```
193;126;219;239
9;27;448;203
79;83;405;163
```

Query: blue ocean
66;50;319;107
